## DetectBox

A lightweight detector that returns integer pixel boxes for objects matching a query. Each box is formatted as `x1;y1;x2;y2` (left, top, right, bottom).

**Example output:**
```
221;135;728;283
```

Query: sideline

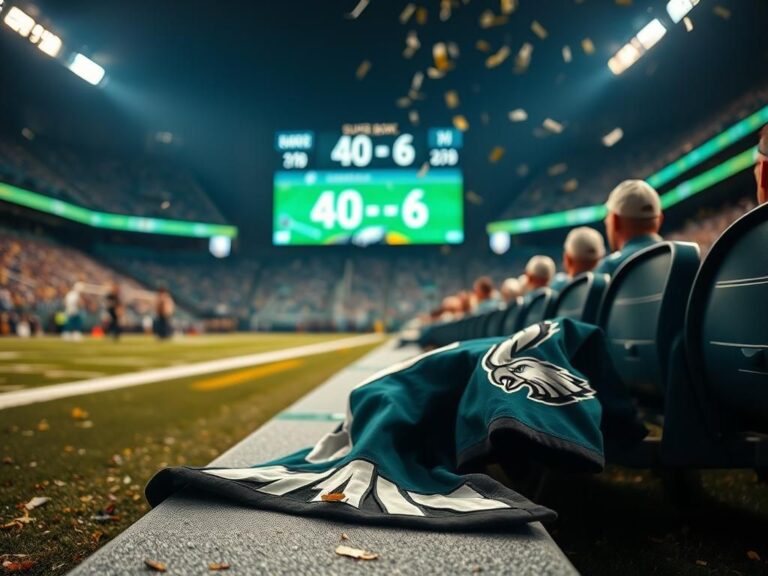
0;333;384;411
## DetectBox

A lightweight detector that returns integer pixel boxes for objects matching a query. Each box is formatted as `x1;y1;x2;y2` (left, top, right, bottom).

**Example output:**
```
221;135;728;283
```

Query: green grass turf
0;336;380;575
0;333;352;389
543;467;768;575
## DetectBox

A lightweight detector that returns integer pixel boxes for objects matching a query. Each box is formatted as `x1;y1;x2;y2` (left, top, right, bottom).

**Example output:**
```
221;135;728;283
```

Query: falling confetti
439;0;452;22
713;5;731;19
562;179;579;193
479;10;507;29
345;0;370;20
548;162;568;176
500;0;517;15
355;60;372;80
466;190;484;205
515;42;533;73
335;545;379;561
562;45;572;63
403;30;421;59
485;45;511;68
581;38;595;54
452;115;469;132
416;6;428;25
416;161;430;177
444;90;460;109
432;43;451;71
508;108;528;122
517;164;529;177
321;492;346;502
400;3;417;24
543;118;564;134
426;67;445;79
602;127;624;147
683;16;694;31
489;147;505;163
475;39;492;52
531;21;548;40
409;110;420;126
615;0;632;5
395;96;411;108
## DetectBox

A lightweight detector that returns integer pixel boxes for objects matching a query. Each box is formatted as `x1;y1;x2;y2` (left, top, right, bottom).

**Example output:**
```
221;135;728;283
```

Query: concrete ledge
71;340;577;575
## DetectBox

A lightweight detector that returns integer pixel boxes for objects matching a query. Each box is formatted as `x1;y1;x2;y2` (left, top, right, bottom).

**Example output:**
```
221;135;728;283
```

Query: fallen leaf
747;550;761;561
208;562;231;571
335;545;379;561
36;420;49;432
1;559;36;572
25;497;50;511
695;560;707;566
144;559;167;572
321;492;346;502
70;407;88;420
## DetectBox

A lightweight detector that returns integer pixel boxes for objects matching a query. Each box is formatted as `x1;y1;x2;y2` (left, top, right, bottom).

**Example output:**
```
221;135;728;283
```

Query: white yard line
0;334;384;411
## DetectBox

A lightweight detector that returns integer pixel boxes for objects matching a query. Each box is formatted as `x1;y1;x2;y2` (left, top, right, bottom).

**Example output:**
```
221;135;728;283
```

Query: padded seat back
500;299;522;336
686;203;768;433
515;288;555;331
484;309;507;337
548;272;609;323
597;242;700;400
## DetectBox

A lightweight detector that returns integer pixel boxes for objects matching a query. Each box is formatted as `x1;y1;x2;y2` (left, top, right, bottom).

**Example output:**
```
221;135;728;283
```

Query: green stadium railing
0;182;238;239
487;103;768;236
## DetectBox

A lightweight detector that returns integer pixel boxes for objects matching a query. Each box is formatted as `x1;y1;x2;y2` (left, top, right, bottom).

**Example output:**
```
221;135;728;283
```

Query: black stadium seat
547;271;609;323
515;288;556;332
484;308;507;337
597;242;700;403
499;298;523;336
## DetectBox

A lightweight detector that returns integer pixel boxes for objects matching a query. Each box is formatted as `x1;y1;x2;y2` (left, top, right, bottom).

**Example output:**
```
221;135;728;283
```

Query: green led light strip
487;146;759;235
0;182;238;239
487;103;768;236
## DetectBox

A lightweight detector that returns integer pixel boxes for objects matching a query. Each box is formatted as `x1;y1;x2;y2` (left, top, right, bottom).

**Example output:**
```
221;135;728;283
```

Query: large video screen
273;123;464;246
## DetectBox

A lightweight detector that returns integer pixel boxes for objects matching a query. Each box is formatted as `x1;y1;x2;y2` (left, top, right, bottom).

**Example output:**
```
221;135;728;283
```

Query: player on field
550;227;607;291
756;125;767;205
62;282;83;341
594;180;663;276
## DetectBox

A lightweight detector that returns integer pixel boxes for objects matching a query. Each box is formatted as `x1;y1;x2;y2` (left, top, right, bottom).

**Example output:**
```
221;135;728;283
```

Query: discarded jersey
146;319;646;531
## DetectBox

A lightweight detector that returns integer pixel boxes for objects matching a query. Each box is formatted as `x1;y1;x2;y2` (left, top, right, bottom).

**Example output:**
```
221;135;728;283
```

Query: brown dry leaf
746;550;761;561
208;562;231;571
36;420;49;432
489;147;505;163
355;60;372;80
144;559;167;572
70;407;88;420
695;560;707;566
1;559;36;572
335;545;379;561
452;115;469;132
321;492;346;502
2;509;35;530
444;90;460;109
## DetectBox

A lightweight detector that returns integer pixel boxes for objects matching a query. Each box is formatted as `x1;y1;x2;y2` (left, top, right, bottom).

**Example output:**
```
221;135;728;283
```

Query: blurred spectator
473;276;502;314
105;283;122;341
524;256;556;291
667;196;756;256
500;277;523;304
155;287;175;339
756;125;767;205
596;180;663;276
551;227;606;290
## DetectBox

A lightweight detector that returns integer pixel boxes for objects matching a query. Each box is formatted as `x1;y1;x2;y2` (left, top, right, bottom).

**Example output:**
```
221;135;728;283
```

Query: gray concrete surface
71;340;577;575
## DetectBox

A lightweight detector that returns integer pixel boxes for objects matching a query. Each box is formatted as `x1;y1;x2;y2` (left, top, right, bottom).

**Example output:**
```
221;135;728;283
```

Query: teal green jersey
594;234;662;276
147;319;645;531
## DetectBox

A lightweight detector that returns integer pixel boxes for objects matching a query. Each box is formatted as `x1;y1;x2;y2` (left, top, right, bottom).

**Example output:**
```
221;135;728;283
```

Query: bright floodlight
608;43;642;75
666;0;700;24
68;53;105;86
37;30;62;57
636;19;667;50
3;6;35;37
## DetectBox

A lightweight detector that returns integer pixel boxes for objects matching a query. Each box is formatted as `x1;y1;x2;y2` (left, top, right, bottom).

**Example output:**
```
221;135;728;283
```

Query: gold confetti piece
432;42;452;71
426;67;445;79
466;191;484;205
208;562;230;571
479;10;508;29
489;146;505;163
562;45;572;63
439;0;452;22
581;38;595;54
615;0;632;5
500;0;517;15
403;30;421;59
517;164;529;177
345;0;370;20
400;3;417;24
444;90;460;109
531;21;548;40
408;110;420;126
747;551;761;561
683;16;694;31
411;71;424;91
514;42;533;73
447;42;460;59
475;39;492;52
548;162;568;176
395;96;412;108
144;559;167;572
602;127;624;147
713;5;730;19
416;161;429;178
416;6;428;25
485;45;510;69
355;60;371;80
508;108;528;122
452;115;469;132
543;118;564;134
335;545;379;561
562;179;578;193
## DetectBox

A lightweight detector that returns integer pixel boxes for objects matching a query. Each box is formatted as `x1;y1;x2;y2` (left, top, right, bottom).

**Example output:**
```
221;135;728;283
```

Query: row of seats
420;202;768;472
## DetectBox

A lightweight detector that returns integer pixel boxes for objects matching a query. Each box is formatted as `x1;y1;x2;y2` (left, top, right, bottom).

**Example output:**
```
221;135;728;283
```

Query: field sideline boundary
0;333;384;411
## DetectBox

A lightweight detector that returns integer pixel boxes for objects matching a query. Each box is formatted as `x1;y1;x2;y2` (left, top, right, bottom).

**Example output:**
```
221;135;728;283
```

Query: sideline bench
71;339;576;575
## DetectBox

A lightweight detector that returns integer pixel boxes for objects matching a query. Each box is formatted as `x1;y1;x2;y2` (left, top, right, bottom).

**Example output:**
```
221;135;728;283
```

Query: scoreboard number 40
310;189;429;230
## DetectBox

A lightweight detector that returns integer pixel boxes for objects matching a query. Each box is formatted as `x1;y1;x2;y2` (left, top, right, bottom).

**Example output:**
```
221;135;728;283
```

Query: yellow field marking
191;359;304;391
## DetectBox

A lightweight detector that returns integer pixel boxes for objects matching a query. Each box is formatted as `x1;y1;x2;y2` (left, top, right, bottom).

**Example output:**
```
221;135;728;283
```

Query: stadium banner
0;182;238;239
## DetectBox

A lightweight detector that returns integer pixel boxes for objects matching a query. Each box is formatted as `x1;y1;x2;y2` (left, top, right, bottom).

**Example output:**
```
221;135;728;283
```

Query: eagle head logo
482;321;596;406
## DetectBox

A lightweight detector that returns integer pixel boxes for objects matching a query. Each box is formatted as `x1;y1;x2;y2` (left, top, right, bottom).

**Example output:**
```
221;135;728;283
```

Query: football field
0;333;382;574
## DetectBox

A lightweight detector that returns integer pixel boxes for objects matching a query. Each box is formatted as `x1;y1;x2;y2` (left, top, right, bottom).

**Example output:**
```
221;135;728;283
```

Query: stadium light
666;0;700;24
608;18;667;75
3;6;34;37
36;29;62;57
68;53;106;86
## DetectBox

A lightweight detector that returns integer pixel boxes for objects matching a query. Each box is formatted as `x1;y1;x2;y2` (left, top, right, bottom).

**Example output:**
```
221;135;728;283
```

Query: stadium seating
515;288;557;332
547;272;609;324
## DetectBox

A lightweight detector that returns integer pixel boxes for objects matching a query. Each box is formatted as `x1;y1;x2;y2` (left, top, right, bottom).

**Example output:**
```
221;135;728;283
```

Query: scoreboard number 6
310;189;429;230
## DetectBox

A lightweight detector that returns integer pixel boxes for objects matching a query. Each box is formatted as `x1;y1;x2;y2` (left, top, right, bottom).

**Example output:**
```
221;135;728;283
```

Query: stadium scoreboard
273;123;464;246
